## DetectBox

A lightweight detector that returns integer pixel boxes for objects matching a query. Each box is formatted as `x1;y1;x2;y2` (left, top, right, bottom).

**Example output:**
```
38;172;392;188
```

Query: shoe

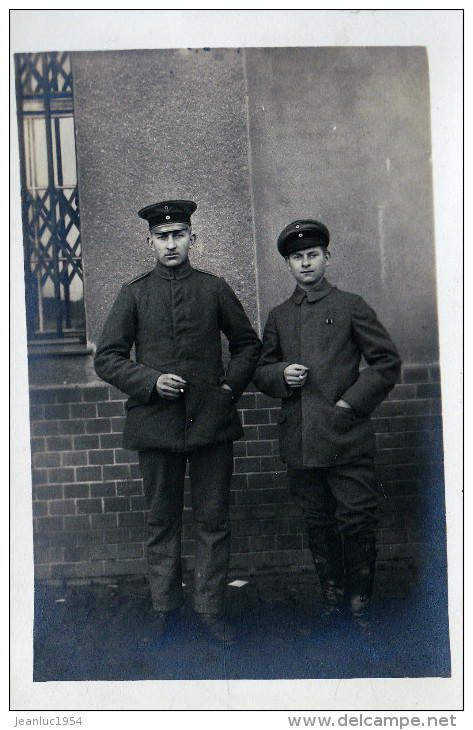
199;612;236;645
140;610;172;648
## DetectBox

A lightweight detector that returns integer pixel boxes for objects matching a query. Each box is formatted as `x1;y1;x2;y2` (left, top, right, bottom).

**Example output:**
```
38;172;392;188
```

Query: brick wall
29;364;444;582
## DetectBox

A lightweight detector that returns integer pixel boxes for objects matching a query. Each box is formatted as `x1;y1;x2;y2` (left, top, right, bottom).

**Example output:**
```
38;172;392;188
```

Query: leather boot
344;533;377;634
309;526;345;623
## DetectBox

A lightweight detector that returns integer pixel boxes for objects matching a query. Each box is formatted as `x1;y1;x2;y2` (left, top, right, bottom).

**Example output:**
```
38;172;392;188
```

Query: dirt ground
33;563;451;682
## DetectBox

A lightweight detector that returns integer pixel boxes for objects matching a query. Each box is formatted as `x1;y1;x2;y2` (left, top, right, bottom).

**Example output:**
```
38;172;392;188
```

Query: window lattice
15;52;86;345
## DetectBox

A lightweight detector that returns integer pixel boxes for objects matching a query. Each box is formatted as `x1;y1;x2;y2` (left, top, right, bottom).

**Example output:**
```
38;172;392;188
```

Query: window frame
15;51;89;356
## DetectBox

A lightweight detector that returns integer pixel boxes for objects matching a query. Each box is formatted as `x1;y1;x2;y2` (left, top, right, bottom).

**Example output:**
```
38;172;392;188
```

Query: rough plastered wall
246;47;438;364
71;47;258;348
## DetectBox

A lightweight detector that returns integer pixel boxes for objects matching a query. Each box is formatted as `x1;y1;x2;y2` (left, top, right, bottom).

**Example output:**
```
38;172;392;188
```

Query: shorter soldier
253;219;401;633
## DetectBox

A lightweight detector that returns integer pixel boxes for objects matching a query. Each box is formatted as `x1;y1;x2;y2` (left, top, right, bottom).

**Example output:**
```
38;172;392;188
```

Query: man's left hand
335;399;353;411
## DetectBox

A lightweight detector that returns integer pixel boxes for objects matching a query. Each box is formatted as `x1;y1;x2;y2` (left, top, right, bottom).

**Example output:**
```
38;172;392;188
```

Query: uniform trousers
287;458;379;542
138;442;233;614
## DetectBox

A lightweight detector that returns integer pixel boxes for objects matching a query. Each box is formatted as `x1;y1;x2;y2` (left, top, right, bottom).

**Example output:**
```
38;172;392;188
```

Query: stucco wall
71;48;258;348
246;47;437;363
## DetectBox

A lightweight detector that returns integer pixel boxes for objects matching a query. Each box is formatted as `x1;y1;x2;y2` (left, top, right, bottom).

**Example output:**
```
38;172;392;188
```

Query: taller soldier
94;200;261;645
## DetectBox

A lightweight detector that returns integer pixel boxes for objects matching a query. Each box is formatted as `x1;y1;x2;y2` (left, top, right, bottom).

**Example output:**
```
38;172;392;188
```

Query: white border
9;7;464;720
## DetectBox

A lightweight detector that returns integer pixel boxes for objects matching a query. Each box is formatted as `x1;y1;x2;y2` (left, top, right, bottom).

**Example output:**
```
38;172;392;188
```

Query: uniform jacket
253;279;401;468
94;259;262;451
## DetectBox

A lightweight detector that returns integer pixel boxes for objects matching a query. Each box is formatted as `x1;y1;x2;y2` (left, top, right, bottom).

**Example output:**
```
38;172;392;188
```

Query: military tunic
253;278;401;469
94;258;261;613
95;258;262;451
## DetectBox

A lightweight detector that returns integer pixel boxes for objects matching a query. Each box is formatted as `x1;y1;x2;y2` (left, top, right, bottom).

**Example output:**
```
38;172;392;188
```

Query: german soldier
95;200;261;645
253;219;401;633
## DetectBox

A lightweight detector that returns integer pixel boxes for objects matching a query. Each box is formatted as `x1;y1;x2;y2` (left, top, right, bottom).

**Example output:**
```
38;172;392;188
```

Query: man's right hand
156;374;187;400
284;364;309;388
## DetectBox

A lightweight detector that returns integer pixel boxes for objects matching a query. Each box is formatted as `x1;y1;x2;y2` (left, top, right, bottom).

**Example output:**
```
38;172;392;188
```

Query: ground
33;563;451;682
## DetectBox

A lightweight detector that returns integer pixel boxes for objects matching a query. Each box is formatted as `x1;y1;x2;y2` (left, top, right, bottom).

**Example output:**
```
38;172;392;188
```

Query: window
15;52;87;354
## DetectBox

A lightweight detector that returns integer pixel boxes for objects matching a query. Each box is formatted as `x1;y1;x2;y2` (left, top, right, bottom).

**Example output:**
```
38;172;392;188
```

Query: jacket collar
292;278;334;305
152;258;193;281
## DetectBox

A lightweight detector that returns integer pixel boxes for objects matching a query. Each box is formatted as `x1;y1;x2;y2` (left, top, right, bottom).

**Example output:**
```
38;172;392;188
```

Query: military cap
138;199;197;229
277;219;330;257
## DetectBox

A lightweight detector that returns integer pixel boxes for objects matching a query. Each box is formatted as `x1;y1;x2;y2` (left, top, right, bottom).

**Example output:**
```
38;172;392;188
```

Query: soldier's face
149;223;195;267
286;246;329;288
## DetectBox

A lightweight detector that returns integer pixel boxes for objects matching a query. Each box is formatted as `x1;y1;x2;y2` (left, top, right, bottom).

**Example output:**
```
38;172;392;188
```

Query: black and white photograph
10;8;463;717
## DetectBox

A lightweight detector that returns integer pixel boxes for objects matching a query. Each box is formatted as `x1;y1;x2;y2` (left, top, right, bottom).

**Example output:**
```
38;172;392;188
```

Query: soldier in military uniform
94;200;261;645
253;219;401;633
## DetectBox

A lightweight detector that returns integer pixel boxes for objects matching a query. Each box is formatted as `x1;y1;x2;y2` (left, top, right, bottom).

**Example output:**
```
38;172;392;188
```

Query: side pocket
334;404;357;421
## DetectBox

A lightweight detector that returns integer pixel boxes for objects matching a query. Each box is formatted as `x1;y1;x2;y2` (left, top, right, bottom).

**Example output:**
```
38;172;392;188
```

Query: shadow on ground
33;564;451;681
